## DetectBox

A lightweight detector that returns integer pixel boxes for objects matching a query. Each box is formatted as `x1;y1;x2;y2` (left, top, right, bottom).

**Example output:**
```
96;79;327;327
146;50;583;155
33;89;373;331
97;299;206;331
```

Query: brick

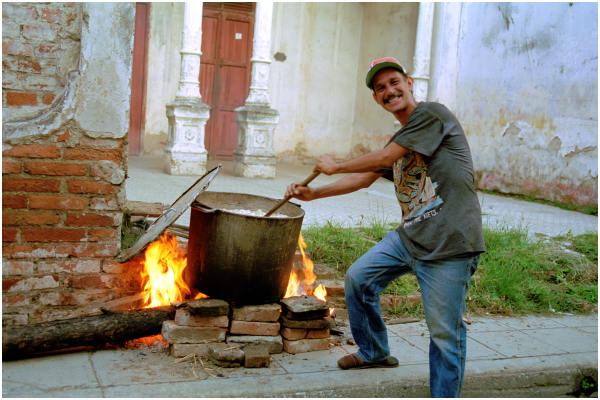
3;210;60;226
102;259;135;274
4;275;59;292
230;320;280;336
2;260;35;275
279;315;332;330
232;303;281;322
2;244;57;258
2;161;21;174
67;274;121;290
225;335;283;354
161;320;226;344
5;91;37;106
3;144;60;159
68;180;118;194
170;342;227;358
29;195;87;210
89;197;119;210
39;291;77;306
25;75;59;90
88;228;119;242
24;161;88;176
280;327;308;341
22;24;57;41
17;59;42;73
37;44;61;56
2;228;19;242
283;338;330;354
2;4;39;21
3;313;29;327
79;137;123;149
42;93;55;104
64;148;122;164
66;212;121;227
2;177;61;192
2;194;27;208
2;293;31;307
243;344;271;368
56;130;71;142
175;309;229;328
208;345;244;367
91;161;125;184
41;8;62;23
306;327;330;339
37;259;101;274
2;40;33;56
22;227;86;242
184;299;230;317
281;295;329;314
55;242;120;258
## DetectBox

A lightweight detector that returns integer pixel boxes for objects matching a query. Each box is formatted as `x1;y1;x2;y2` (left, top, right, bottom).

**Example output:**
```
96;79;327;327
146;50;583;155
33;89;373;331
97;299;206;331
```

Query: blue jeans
344;230;478;398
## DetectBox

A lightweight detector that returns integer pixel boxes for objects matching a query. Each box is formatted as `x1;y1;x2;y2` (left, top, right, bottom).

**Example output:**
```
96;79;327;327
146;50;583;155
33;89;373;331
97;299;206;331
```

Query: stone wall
2;3;137;327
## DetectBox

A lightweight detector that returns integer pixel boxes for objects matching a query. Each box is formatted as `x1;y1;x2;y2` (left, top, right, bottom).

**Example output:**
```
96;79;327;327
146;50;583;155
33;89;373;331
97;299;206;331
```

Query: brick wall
2;3;139;327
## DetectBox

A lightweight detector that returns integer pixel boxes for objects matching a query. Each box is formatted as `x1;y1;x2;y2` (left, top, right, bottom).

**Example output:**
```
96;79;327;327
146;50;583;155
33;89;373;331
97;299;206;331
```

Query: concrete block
226;335;283;354
243;344;271;368
283;338;330;354
232;303;281;322
161;320;226;344
174;309;229;328
184;298;229;316
230;320;280;336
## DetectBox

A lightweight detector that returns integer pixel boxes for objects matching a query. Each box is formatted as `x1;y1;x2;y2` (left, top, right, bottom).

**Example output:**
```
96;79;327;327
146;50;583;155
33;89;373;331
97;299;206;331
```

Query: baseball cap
365;57;407;89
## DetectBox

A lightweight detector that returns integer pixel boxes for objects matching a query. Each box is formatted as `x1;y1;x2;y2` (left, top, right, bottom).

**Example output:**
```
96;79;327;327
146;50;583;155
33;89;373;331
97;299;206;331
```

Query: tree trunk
3;306;175;360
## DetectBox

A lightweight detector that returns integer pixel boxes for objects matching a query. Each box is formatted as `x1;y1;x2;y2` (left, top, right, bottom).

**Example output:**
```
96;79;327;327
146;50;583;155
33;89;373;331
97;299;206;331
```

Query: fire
284;232;327;303
140;233;196;308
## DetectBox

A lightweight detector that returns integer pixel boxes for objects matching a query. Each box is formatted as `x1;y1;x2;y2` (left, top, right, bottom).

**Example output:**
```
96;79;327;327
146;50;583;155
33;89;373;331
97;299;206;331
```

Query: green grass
302;221;598;318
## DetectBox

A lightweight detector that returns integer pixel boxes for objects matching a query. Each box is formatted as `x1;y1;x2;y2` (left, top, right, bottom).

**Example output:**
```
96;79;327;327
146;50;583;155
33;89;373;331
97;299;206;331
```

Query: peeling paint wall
430;2;597;205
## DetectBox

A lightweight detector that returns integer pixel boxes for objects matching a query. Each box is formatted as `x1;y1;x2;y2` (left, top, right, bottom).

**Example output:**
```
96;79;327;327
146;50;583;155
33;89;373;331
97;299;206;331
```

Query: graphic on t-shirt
393;151;443;227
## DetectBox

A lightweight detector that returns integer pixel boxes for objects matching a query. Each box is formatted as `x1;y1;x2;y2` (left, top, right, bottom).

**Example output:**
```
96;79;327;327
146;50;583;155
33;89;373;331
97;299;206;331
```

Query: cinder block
230;320;280;336
243;344;271;368
283;338;330;354
175;309;229;328
161;320;226;344
232;303;281;322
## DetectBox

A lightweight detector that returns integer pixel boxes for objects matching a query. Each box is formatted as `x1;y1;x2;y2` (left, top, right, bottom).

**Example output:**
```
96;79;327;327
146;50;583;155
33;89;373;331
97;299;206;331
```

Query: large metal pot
185;191;304;305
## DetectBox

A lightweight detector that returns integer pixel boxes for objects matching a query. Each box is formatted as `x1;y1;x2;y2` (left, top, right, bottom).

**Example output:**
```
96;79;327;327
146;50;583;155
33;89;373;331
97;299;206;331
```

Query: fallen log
3;305;175;360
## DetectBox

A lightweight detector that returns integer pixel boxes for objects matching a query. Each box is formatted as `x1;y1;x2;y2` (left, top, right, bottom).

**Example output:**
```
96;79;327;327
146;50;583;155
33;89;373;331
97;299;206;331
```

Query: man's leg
344;230;412;362
413;255;479;398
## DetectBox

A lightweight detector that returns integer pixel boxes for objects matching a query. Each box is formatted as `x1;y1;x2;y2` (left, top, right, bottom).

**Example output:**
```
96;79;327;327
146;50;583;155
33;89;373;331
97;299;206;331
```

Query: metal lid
116;165;221;262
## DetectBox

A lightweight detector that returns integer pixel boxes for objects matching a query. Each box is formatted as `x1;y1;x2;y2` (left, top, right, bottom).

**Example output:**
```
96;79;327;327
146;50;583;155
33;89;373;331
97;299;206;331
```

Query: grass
302;221;598;318
480;189;598;216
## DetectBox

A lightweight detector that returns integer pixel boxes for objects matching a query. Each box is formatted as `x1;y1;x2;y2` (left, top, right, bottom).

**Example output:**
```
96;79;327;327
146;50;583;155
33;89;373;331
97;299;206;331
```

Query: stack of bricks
280;296;331;354
226;303;283;360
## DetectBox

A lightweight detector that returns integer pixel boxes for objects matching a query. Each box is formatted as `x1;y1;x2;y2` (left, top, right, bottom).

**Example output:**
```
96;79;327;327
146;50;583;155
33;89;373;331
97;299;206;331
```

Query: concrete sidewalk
3;314;597;397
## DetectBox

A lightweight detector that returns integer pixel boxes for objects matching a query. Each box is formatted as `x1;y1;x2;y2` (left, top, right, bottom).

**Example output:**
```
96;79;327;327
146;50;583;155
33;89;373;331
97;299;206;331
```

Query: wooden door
128;2;150;156
200;3;255;160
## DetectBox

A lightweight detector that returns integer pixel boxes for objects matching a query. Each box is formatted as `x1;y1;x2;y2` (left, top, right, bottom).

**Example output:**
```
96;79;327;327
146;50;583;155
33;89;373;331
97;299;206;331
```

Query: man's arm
285;171;382;201
316;142;409;175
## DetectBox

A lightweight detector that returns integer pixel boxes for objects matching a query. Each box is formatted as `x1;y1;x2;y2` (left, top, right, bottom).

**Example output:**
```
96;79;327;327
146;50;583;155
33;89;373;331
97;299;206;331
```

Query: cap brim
365;62;405;89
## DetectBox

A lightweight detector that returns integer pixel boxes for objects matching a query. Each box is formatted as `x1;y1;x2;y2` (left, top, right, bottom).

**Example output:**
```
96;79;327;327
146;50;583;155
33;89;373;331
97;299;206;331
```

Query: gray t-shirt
384;102;485;260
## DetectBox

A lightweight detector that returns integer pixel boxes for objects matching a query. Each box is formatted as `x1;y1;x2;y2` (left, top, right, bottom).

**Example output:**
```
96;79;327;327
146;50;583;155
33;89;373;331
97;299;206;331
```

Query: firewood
2;306;175;360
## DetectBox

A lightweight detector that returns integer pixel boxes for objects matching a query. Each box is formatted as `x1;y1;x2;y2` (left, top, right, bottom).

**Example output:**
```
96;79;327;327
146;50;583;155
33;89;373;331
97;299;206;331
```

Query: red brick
280;327;308;341
56;130;71;142
37;44;61;56
243;344;271;368
232;303;281;322
67;275;107;289
5;91;37;106
24;161;88;176
38;291;77;306
55;242;120;258
22;24;57;41
68;180;118;194
89;197;119;210
66;212;120;227
2;294;31;307
2;4;39;21
2;260;35;275
41;8;62;23
2;40;32;56
42;93;56;104
161;320;227;344
174;309;229;328
3;244;57;258
3;210;60;226
88;228;119;241
4;275;59;292
2;228;19;242
17;59;41;73
78;137;123;149
2;161;21;174
2;177;61;192
306;328;330;339
22;228;86;242
64;148;122;164
37;259;101;274
2;194;28;209
229;321;280;336
282;338;330;354
29;195;87;210
3;144;60;158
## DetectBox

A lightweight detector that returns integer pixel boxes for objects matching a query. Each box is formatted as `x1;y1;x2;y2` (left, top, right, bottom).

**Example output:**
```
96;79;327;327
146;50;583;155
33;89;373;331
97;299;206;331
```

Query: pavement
2;155;598;398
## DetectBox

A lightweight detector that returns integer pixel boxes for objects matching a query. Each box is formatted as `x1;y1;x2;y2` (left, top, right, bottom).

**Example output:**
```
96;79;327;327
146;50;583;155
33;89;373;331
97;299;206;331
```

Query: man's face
371;68;414;114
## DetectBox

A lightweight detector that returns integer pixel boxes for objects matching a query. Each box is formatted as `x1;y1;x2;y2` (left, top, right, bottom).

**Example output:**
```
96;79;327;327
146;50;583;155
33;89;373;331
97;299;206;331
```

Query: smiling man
285;57;485;398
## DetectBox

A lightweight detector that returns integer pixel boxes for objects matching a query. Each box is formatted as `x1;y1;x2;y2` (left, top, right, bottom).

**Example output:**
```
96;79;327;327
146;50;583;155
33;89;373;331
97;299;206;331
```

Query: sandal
337;353;399;370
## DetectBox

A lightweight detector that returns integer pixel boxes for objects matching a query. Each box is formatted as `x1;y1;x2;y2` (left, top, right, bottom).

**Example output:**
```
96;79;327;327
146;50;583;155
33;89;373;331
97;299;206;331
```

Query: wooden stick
264;171;320;217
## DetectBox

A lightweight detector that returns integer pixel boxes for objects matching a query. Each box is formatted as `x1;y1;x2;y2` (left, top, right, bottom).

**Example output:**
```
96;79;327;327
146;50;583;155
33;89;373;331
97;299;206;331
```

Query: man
285;57;486;398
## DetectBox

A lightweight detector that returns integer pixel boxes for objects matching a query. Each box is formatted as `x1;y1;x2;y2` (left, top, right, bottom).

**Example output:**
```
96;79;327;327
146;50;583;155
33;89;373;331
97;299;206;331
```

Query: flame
140;233;195;308
284;233;327;303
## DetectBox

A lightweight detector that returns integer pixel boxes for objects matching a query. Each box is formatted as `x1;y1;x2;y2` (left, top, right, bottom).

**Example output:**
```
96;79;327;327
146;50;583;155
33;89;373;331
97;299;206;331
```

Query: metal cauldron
184;191;304;305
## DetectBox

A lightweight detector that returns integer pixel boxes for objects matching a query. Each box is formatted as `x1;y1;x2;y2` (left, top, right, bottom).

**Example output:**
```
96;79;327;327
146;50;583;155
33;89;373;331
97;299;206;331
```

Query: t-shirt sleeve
391;107;444;157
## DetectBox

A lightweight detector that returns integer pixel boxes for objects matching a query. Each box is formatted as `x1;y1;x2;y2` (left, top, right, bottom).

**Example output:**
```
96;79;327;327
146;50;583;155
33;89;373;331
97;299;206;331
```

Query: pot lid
116;165;221;262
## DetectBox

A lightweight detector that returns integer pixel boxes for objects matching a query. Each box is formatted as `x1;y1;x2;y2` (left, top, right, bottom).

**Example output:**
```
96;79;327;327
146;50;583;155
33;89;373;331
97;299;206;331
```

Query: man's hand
285;182;316;201
315;154;339;175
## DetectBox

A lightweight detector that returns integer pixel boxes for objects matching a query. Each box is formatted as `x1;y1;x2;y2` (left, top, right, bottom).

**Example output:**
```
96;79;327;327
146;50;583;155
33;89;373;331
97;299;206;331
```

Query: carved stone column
233;1;278;178
165;2;210;175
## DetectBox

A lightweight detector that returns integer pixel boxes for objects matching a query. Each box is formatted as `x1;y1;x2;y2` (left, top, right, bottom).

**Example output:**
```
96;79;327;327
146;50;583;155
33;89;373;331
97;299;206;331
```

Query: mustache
383;91;403;104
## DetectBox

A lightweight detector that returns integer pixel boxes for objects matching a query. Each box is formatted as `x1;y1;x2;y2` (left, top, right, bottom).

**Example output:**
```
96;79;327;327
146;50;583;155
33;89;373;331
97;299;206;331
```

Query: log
2;305;175;360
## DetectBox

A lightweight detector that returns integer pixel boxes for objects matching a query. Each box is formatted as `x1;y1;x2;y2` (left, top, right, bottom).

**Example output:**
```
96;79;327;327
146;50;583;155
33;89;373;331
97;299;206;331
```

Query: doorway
200;2;255;160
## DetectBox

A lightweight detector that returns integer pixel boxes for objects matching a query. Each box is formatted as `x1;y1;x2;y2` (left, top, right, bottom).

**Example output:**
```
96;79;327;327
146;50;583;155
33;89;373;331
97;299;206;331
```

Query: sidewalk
3;156;598;397
3;314;597;397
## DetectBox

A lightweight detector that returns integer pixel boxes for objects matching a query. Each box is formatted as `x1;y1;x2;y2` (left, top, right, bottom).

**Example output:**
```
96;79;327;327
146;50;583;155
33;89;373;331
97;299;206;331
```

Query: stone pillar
412;2;435;102
165;1;210;176
233;1;278;178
